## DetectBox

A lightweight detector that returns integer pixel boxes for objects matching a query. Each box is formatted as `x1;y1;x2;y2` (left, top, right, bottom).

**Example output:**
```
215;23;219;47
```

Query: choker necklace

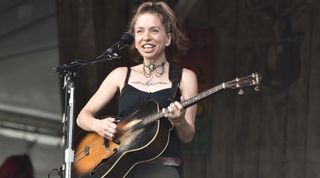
143;62;166;78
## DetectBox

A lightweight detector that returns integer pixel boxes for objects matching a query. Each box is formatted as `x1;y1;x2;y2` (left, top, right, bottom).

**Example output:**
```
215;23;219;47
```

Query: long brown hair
128;1;189;62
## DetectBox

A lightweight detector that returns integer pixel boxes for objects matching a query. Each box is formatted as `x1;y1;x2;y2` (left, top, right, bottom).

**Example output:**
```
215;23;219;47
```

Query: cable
47;167;63;178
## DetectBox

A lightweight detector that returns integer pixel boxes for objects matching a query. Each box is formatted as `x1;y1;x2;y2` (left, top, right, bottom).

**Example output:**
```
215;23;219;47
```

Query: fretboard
139;83;225;127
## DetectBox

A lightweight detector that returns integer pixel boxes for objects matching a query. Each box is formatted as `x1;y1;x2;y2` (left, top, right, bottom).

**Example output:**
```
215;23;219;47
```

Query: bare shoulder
181;68;197;83
180;68;198;94
101;66;128;88
107;67;128;80
109;66;128;76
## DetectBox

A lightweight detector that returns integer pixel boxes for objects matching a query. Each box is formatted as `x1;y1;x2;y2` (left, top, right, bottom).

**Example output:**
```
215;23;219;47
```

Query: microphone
97;32;133;59
52;33;133;73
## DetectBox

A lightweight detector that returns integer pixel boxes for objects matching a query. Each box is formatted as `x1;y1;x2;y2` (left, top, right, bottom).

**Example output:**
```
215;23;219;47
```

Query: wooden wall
182;0;320;178
55;0;320;178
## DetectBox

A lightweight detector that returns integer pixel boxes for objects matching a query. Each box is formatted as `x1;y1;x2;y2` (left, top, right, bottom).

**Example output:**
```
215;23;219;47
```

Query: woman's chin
141;53;157;60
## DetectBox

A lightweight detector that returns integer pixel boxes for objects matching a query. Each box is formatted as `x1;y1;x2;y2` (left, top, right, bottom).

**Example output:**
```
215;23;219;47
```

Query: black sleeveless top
117;64;182;158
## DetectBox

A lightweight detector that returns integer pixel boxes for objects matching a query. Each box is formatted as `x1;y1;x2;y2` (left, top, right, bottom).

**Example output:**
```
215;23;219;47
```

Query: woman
76;1;198;178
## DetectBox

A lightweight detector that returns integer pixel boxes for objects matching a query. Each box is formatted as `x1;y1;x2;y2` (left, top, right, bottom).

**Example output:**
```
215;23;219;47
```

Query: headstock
224;73;262;94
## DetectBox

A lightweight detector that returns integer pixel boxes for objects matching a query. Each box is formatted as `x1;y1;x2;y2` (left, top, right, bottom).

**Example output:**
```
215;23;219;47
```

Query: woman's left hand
163;101;186;126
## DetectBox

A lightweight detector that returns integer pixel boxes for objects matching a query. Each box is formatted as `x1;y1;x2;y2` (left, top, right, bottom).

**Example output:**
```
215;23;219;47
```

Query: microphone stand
53;53;120;178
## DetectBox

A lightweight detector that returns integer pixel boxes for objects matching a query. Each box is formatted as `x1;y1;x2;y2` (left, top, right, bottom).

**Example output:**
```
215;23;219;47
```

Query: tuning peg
254;86;260;92
238;89;244;95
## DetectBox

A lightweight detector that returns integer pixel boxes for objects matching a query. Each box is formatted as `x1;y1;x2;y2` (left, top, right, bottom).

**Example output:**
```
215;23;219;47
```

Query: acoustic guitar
73;73;261;178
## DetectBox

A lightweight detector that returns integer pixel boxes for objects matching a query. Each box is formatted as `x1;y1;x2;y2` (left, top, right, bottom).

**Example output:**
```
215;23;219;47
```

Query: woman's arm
166;68;198;143
76;67;127;139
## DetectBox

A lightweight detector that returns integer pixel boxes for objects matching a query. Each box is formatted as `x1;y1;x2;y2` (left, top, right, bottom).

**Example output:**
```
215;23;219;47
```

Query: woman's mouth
142;44;155;52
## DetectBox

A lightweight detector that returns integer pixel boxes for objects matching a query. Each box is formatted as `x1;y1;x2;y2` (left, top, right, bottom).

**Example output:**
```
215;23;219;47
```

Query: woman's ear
166;33;172;46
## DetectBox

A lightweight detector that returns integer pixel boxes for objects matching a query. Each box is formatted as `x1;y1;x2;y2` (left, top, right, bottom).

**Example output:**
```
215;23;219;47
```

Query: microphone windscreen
121;33;133;44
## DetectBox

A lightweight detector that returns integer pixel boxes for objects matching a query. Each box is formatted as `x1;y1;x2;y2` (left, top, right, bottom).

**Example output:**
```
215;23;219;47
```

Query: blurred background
0;0;319;178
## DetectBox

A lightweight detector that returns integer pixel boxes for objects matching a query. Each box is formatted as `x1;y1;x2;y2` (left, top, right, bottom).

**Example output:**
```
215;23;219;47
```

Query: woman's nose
142;31;151;41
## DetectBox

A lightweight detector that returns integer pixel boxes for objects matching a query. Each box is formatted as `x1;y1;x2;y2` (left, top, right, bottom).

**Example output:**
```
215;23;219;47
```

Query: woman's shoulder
108;64;142;79
182;67;196;78
109;66;128;76
179;67;198;94
104;67;128;83
113;66;128;71
181;67;197;84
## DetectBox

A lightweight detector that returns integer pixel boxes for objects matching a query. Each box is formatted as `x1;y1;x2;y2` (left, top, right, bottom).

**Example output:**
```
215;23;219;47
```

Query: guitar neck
181;83;225;109
140;83;225;127
140;72;261;128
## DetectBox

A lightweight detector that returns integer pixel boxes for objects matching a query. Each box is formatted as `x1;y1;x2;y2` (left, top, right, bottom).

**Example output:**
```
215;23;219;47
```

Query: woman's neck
143;56;168;65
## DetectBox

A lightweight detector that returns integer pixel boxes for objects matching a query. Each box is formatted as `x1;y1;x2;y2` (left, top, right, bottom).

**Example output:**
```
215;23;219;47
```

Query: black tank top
117;64;182;158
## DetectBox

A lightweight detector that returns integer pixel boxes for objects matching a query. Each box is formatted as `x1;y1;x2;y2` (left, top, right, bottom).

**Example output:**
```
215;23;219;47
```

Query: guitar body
74;100;173;178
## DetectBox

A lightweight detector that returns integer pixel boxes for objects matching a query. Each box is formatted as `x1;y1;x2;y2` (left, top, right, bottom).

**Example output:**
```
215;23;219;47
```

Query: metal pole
64;73;75;178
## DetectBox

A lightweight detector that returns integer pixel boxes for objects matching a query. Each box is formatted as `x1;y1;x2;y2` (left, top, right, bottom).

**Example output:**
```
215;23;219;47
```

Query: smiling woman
128;1;189;62
75;1;198;178
134;13;171;61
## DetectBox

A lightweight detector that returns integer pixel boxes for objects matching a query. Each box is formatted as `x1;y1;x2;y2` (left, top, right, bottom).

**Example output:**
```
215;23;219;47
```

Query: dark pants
125;163;180;178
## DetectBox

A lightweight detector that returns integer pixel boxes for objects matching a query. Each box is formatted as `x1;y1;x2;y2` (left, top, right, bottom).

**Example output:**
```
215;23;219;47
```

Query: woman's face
134;13;171;61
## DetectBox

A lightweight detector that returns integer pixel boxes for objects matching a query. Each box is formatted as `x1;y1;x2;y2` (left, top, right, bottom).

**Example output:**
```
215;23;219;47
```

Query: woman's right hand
92;117;117;140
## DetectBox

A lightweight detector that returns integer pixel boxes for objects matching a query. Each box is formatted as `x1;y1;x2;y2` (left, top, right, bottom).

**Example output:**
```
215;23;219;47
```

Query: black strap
124;67;131;85
169;63;183;101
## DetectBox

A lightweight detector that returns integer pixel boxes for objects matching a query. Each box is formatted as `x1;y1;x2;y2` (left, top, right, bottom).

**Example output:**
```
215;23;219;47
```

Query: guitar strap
169;63;183;101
